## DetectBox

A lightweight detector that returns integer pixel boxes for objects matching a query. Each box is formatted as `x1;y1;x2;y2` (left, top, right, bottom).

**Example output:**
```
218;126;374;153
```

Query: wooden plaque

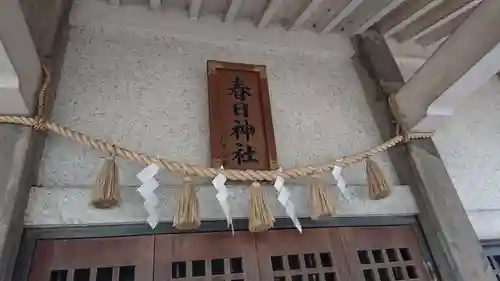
207;60;277;170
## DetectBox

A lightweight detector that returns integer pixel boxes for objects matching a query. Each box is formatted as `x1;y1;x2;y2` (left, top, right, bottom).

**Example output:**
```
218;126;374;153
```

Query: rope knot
33;118;47;131
402;131;411;143
387;93;412;143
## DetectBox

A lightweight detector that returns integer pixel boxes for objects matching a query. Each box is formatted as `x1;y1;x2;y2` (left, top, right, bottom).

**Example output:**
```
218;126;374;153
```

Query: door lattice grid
154;232;259;281
170;257;245;280
339;226;431;281
356;248;420;280
29;236;154;281
269;252;338;281
255;229;352;281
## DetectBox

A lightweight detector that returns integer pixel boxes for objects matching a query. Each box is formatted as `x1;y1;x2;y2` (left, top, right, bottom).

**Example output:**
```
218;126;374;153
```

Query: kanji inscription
207;60;277;170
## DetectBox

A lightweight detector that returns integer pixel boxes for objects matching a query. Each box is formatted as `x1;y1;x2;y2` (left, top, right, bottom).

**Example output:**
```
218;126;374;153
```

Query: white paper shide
274;170;302;233
137;163;161;229
212;167;234;233
332;165;348;199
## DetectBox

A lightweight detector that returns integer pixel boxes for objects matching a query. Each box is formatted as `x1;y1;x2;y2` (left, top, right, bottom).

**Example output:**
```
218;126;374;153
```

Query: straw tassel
173;177;201;230
366;157;391;200
91;155;120;209
249;182;275;232
310;175;335;220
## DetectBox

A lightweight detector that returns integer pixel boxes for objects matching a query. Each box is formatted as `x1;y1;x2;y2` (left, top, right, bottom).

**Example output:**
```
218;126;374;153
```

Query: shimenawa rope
0;66;432;181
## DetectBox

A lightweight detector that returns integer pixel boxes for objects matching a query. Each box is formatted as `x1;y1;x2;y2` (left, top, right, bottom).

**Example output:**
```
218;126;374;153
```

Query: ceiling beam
353;0;407;35
384;0;444;36
290;0;324;30
412;0;482;41
257;0;283;28
189;0;203;20
225;0;243;23
321;0;364;34
418;42;500;130
394;0;500;131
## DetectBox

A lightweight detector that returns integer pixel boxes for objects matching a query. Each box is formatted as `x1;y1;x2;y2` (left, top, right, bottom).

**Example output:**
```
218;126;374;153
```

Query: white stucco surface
433;76;500;239
27;0;415;225
25;184;417;225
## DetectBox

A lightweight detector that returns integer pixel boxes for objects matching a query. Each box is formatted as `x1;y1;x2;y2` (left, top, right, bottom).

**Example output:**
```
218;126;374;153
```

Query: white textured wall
26;185;417;225
433;77;500;240
26;0;418;225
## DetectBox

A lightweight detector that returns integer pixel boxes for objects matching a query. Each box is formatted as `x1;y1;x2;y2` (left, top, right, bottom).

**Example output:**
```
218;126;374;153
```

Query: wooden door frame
13;216;433;281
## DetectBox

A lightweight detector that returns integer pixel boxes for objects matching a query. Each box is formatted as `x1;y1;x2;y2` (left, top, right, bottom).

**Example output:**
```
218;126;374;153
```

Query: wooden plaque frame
207;60;278;170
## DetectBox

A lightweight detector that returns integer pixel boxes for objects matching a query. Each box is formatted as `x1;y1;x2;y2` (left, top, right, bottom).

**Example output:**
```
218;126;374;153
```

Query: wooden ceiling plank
412;0;483;41
353;0;407;35
393;0;478;43
257;0;283;28
290;0;324;30
189;0;203;19
378;0;439;34
225;0;243;23
321;0;364;34
384;0;444;36
415;7;474;47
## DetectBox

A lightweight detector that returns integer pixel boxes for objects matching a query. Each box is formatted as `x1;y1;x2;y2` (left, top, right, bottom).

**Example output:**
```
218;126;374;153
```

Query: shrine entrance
22;221;433;281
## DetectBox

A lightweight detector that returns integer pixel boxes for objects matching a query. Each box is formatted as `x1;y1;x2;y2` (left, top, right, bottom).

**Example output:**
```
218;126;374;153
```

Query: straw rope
0;66;433;182
37;65;51;119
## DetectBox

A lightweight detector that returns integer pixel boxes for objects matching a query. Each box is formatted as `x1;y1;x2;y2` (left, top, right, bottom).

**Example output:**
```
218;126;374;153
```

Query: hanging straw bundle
310;175;335;220
249;182;275;232
366;157;391;200
173;177;201;230
91;155;120;209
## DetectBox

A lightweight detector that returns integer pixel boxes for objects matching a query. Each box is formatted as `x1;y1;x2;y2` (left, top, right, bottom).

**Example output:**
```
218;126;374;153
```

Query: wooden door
254;229;352;281
339;226;432;281
25;226;433;281
153;232;259;281
28;236;154;281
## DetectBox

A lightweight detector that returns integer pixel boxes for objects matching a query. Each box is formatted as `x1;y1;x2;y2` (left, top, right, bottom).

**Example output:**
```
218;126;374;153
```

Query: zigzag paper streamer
137;163;160;229
212;167;234;234
274;169;302;233
332;165;348;200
